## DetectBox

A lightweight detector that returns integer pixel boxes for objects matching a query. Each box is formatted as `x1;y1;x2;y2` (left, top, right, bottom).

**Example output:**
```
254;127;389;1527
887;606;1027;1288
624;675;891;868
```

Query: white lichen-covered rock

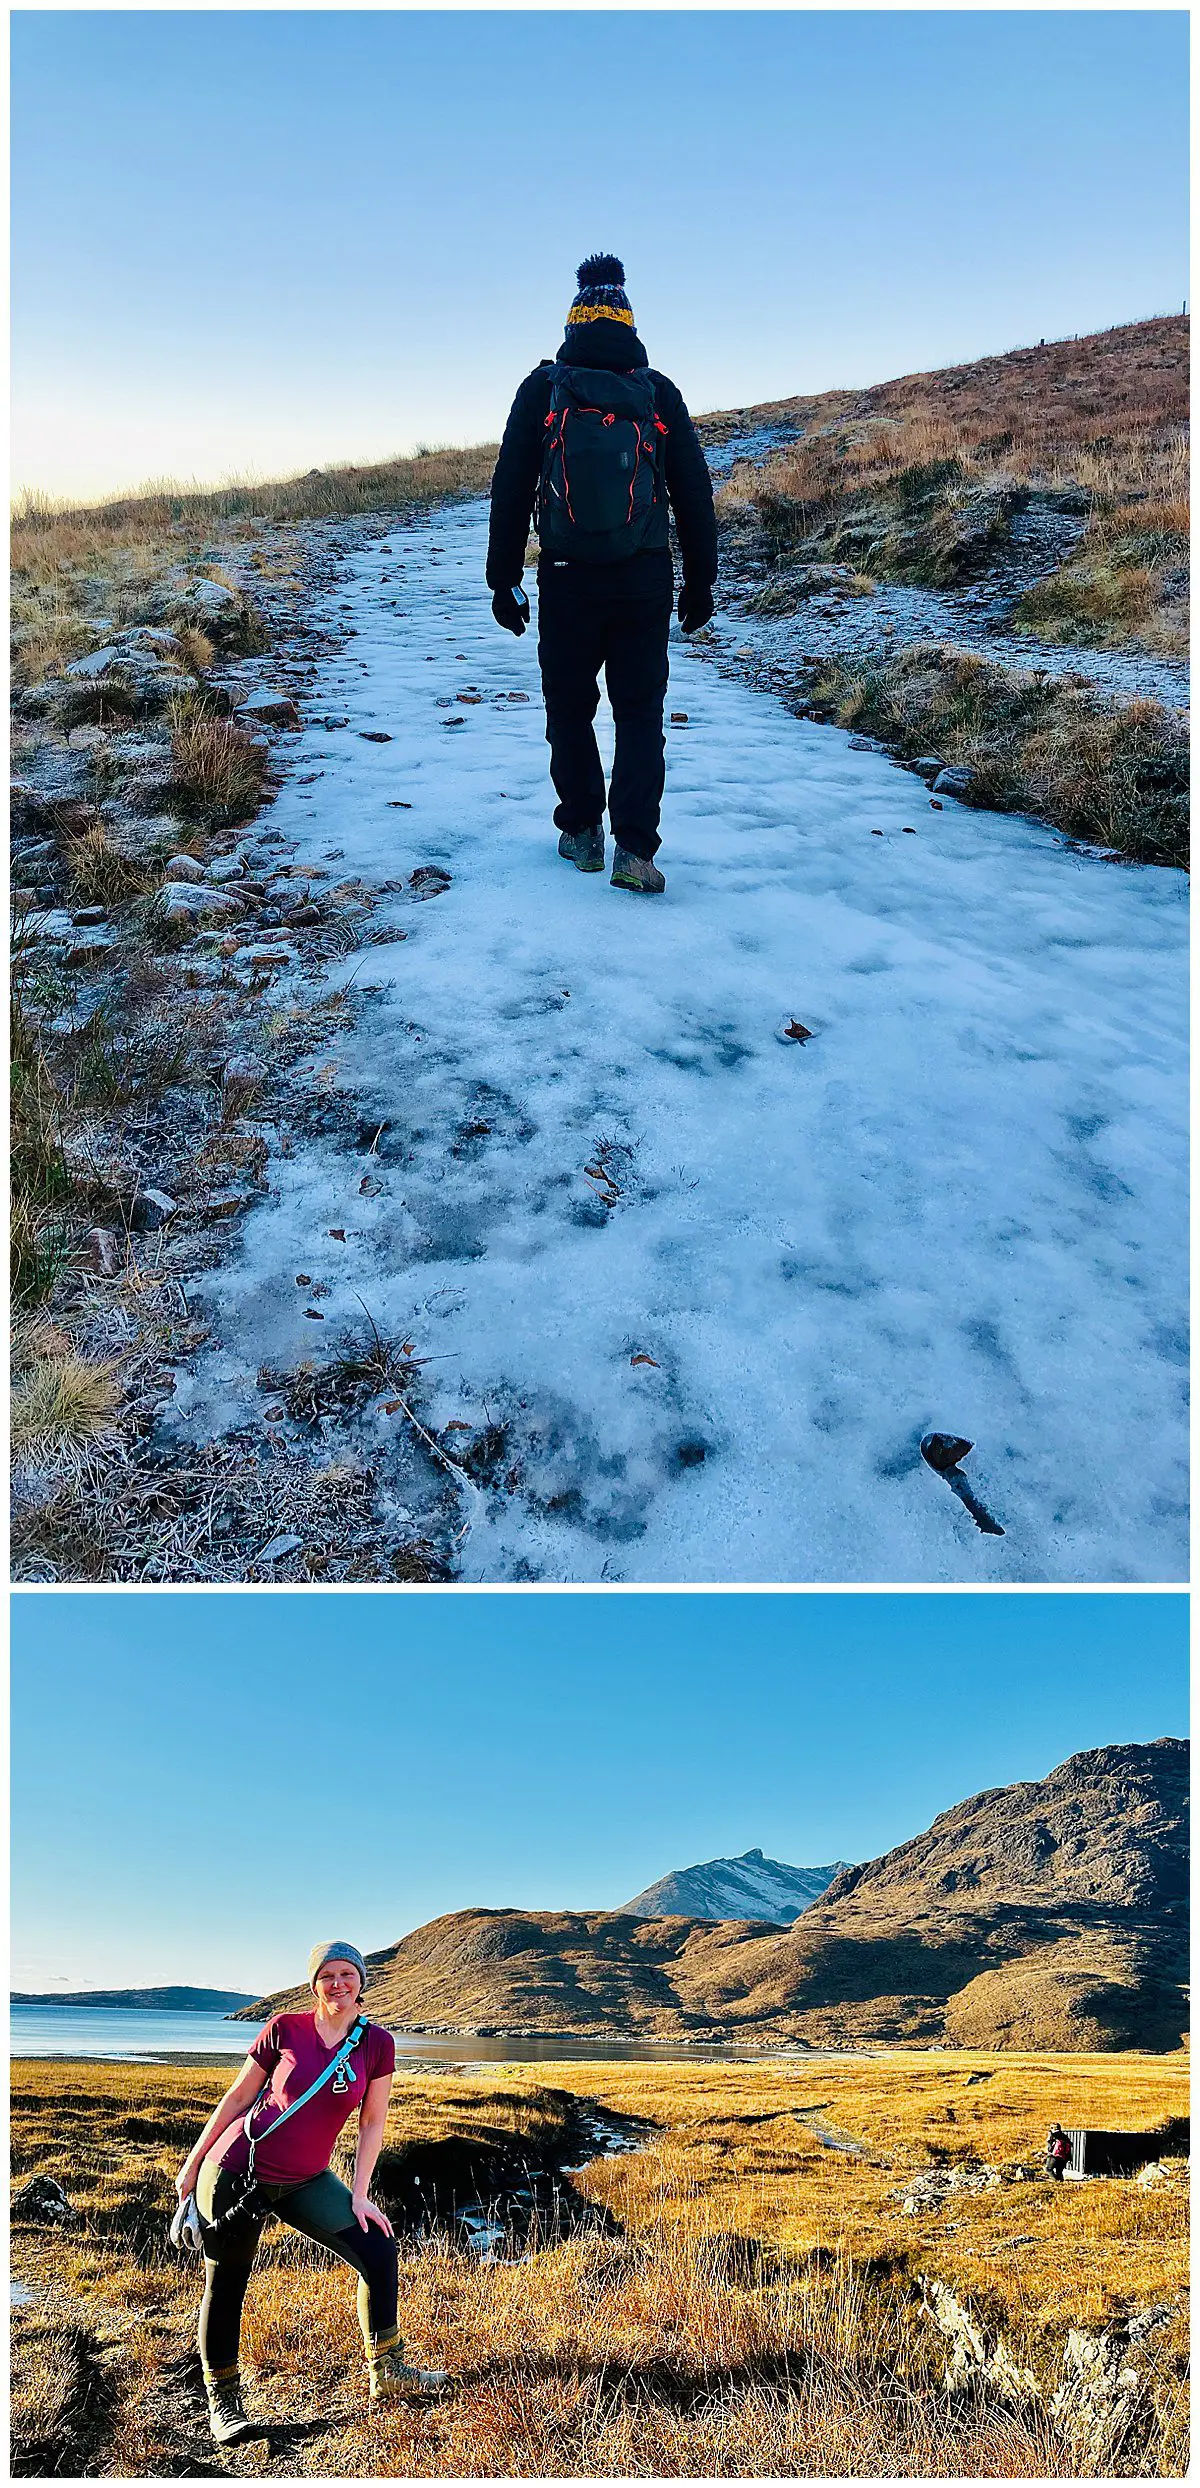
65;644;131;680
18;909;75;946
66;628;183;684
895;2160;1007;2213
222;1052;269;1105
130;1188;177;1232
189;578;239;619
237;688;301;728
153;881;246;928
1049;2306;1175;2460
920;2278;1039;2405
1136;2156;1189;2190
172;575;264;652
164;853;206;883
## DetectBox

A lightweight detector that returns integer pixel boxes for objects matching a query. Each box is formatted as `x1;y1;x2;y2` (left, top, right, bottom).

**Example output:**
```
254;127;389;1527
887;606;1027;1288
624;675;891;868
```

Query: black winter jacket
487;319;718;593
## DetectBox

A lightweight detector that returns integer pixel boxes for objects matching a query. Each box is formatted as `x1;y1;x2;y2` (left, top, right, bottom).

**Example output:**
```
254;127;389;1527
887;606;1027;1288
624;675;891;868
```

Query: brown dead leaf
328;1227;346;1241
631;1353;660;1368
295;1274;311;1286
304;1309;325;1320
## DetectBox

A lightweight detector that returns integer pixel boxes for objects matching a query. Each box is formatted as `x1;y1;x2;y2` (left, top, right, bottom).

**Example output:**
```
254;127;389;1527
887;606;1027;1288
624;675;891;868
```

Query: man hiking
1046;2123;1072;2181
488;253;718;896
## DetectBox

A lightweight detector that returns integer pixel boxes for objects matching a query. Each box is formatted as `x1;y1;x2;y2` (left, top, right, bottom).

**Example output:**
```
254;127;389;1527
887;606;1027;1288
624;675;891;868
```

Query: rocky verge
12;517;480;1580
923;2274;1185;2472
695;316;1189;867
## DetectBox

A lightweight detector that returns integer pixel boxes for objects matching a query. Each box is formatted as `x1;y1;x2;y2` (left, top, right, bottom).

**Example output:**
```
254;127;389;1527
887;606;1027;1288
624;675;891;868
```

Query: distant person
488;253;718;896
173;1942;447;2447
1046;2123;1072;2181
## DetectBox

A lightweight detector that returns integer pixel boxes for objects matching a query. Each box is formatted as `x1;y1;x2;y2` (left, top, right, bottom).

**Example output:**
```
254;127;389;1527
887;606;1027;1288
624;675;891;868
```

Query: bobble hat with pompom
566;252;636;333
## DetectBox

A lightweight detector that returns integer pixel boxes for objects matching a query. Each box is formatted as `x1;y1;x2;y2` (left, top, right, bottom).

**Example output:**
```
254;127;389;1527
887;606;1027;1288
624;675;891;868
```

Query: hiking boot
558;826;605;873
369;2349;450;2403
205;2378;261;2447
611;847;665;894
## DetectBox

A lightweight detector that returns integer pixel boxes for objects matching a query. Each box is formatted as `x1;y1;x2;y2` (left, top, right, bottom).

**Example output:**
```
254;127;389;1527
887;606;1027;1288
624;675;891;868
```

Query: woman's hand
352;2192;394;2237
176;2157;202;2202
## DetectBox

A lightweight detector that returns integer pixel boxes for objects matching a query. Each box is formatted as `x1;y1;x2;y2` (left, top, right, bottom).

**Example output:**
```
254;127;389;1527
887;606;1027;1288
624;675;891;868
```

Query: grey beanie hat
307;1940;367;1992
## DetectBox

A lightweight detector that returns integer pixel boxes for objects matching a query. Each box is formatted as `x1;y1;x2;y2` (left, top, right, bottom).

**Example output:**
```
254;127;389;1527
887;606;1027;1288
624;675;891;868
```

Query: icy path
190;501;1188;1582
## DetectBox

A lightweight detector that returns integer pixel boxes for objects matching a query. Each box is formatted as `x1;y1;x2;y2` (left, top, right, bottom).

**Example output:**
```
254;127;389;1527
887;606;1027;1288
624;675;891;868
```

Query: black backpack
537;363;670;563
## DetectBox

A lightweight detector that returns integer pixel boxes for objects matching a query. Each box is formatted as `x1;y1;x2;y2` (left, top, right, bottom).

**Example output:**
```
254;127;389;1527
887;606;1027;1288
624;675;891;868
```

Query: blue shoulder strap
244;2016;368;2170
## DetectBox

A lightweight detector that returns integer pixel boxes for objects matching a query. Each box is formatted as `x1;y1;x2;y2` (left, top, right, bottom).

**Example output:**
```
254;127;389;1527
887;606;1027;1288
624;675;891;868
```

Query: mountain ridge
622;1848;849;1923
241;1741;1187;2053
12;1986;258;2012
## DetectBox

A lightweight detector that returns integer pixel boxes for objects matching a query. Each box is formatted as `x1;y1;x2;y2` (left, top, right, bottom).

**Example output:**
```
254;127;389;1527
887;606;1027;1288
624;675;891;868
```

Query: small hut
1065;2123;1189;2178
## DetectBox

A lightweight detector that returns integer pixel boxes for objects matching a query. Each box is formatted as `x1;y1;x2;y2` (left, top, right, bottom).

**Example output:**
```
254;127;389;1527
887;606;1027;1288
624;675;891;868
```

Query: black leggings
195;2156;399;2378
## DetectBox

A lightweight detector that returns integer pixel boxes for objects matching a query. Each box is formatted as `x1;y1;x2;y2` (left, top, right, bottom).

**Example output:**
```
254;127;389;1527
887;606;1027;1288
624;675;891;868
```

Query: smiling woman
173;1942;448;2447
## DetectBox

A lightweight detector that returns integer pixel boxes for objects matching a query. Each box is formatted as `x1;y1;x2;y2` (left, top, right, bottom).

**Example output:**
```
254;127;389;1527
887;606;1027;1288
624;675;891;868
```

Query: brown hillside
247;1742;1187;2055
698;314;1188;465
706;316;1189;673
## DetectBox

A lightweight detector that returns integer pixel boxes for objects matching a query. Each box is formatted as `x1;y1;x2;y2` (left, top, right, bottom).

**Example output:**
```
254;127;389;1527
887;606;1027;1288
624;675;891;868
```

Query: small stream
382;2103;655;2264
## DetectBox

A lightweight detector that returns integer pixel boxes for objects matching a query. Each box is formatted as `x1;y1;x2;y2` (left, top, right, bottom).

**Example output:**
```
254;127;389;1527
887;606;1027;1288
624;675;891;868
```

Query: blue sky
10;1591;1188;1990
13;11;1189;501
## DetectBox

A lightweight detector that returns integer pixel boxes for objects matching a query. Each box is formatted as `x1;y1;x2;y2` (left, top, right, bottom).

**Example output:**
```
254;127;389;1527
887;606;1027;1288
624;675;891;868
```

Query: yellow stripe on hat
566;303;635;327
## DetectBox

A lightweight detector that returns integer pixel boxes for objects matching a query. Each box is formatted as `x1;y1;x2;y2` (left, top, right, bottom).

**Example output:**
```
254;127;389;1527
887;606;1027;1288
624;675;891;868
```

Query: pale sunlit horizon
13;11;1188;504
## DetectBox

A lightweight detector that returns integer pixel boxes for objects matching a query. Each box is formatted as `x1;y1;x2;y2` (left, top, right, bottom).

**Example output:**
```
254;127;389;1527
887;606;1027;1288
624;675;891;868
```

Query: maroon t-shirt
211;2012;396;2186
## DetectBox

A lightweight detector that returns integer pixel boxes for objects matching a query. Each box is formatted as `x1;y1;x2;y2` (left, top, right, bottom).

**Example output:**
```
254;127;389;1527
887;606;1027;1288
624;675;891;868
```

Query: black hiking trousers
537;550;674;861
194;2156;399;2377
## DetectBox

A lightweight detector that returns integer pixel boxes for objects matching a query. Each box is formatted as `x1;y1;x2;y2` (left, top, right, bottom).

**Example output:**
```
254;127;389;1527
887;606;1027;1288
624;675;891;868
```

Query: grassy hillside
245;1903;1186;2055
248;1742;1189;2053
711;315;1188;654
10;2051;1188;2476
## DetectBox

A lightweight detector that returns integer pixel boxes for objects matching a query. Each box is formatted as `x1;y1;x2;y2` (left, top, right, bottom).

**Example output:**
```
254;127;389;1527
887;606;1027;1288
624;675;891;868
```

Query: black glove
492;584;530;637
677;580;715;635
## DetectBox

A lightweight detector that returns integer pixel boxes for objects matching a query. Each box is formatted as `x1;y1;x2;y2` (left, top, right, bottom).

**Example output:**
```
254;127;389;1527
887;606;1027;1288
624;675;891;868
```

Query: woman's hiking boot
205;2376;261;2447
611;847;665;894
368;2348;450;2403
558;826;605;873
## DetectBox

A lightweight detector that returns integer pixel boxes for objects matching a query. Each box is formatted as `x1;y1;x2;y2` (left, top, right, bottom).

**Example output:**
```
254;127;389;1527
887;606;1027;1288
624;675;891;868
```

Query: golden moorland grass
10;444;497;686
10;2050;1188;2477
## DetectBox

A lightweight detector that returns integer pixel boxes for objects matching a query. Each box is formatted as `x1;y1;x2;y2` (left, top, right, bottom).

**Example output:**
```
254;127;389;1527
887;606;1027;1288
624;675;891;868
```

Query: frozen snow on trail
189;501;1188;1581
